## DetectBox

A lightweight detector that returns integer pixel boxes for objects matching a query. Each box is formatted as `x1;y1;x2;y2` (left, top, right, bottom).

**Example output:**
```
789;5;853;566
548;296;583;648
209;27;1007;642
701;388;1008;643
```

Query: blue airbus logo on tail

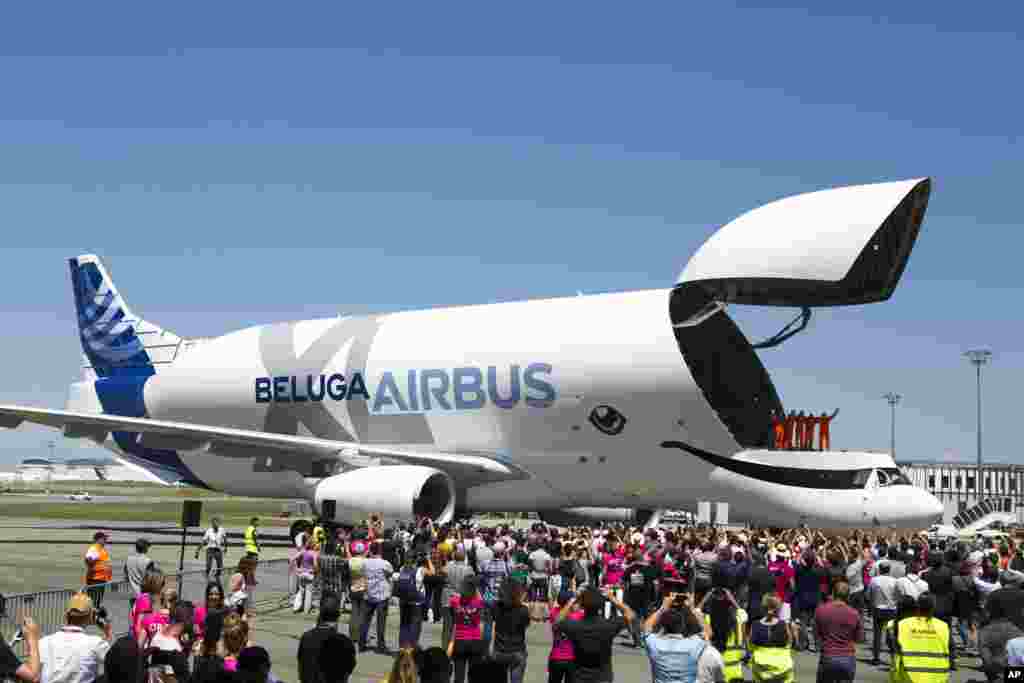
255;363;556;412
69;257;153;378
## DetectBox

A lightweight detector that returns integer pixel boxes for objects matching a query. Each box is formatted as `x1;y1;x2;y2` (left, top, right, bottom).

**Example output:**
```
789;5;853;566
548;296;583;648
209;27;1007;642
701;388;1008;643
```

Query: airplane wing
0;405;523;485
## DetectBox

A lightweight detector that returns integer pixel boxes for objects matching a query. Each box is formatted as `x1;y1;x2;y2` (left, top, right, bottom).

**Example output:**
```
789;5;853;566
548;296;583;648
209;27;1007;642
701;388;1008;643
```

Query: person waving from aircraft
794;412;807;451
783;412;797;451
818;409;840;451
771;411;786;450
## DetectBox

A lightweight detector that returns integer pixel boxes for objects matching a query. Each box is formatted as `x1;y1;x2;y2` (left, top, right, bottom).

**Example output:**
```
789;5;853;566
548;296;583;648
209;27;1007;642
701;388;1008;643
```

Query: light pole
882;393;901;459
964;349;992;503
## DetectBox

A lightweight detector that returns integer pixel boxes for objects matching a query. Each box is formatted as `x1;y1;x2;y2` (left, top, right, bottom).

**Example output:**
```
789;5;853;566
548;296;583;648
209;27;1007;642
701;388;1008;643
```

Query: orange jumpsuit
819;415;833;450
772;414;785;449
802;419;819;450
783;415;795;450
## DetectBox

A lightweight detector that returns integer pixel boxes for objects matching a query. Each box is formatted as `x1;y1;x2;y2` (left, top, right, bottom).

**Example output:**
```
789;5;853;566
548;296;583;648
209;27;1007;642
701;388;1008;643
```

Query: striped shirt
364;558;394;602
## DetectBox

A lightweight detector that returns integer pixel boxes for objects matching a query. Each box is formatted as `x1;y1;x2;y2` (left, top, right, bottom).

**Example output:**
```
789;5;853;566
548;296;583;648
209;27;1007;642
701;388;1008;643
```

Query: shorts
778;602;791;622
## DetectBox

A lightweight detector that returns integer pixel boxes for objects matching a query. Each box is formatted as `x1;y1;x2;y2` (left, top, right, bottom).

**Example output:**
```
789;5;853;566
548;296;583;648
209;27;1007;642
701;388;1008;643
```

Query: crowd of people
771;410;839;451
2;517;1024;683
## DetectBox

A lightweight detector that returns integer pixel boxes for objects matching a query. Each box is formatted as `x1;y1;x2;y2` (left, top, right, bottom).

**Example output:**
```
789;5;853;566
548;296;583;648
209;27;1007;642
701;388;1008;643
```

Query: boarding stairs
951;498;1015;533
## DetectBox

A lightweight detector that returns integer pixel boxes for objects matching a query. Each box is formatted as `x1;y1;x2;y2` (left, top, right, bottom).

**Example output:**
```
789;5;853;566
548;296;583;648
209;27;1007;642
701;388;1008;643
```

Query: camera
95;607;109;629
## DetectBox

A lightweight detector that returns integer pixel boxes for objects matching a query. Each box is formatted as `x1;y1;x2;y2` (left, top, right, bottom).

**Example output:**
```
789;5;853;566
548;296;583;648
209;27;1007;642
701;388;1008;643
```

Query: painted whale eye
589;405;627;436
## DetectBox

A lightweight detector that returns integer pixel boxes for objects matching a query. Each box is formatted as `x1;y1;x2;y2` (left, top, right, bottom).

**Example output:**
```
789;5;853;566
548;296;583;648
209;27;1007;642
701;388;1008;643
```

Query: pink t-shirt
449;595;484;641
131;593;153;633
603;548;627;586
224;658;238;672
549;607;583;661
140;612;169;642
193;605;208;641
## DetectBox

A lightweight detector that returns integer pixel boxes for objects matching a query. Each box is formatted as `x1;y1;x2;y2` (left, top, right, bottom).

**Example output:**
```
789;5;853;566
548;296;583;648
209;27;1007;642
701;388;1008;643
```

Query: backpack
482;560;508;604
396;566;424;604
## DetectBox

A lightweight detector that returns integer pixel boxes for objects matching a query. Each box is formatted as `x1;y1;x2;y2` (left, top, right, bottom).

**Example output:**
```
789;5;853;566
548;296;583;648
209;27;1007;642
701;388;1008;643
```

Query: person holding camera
396;550;435;649
38;592;112;683
642;592;727;683
555;586;634;682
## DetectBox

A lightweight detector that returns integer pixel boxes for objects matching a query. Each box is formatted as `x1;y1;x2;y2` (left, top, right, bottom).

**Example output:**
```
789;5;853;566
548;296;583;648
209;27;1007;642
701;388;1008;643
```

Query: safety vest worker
748;596;794;683
706;608;749;682
244;518;260;557
84;531;113;583
891;595;950;683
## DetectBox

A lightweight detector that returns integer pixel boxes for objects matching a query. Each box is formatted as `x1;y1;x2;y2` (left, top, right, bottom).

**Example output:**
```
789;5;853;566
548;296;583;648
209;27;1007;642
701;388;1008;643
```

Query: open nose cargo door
671;178;931;448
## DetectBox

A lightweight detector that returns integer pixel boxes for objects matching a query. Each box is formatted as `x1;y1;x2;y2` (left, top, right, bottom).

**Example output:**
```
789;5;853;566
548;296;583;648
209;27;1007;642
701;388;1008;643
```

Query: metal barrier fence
0;557;294;656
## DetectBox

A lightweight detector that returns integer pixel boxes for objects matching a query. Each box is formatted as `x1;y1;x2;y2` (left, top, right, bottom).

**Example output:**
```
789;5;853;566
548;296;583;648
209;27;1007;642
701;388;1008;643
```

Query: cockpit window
852;469;873;488
878;467;912;486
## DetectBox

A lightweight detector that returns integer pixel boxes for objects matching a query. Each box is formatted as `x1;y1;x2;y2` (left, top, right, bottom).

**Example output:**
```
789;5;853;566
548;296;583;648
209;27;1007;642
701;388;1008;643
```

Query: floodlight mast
882;393;901;460
964;349;992;503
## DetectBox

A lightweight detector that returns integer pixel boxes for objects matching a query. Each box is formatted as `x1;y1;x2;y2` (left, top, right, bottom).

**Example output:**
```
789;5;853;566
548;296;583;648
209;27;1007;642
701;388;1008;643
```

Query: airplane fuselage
0;178;941;528
76;288;940;527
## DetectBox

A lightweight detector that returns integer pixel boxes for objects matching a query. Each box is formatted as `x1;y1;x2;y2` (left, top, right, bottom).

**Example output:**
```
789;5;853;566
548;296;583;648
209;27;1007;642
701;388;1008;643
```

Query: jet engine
538;507;661;528
313;465;456;525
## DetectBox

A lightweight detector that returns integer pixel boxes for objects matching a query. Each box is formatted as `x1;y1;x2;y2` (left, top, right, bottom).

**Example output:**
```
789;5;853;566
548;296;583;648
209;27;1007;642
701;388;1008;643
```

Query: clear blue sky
0;4;1021;467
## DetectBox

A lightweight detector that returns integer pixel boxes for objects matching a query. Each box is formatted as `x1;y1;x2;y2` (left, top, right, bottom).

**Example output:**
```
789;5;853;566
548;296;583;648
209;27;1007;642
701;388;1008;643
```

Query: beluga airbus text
0;178;944;529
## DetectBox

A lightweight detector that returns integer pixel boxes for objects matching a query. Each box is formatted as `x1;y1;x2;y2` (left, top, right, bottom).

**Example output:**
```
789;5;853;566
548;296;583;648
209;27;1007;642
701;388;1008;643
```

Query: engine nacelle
538;507;661;529
313;465;456;525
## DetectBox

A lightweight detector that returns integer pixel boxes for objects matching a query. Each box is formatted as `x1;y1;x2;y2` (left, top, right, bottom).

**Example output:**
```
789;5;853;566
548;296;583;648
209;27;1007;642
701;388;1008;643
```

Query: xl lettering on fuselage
255;363;556;413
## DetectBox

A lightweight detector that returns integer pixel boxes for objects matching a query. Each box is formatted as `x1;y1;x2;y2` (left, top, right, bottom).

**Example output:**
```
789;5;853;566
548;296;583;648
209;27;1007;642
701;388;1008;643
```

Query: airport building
898;461;1024;525
12;457;161;484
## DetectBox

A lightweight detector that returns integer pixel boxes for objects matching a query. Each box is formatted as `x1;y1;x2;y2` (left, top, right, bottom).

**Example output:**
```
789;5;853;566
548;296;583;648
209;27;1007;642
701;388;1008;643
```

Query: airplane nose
873;487;944;528
924;491;944;523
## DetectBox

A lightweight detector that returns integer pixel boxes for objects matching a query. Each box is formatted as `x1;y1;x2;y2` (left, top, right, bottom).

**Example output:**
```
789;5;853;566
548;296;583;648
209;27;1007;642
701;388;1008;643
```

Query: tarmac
0;522;292;594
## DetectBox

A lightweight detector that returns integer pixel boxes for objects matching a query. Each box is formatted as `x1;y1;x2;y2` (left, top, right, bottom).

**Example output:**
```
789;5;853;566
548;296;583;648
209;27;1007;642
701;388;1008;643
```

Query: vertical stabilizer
69;254;184;379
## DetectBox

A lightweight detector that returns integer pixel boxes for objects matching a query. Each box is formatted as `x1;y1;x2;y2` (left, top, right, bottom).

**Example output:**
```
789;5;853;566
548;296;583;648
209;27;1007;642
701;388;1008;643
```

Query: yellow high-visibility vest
892;616;950;683
749;619;794;683
705;608;748;682
749;644;793;683
244;526;259;554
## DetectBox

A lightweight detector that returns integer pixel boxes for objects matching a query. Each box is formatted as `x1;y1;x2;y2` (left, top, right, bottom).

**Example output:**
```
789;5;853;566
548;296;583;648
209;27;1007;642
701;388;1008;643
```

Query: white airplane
0;178;944;531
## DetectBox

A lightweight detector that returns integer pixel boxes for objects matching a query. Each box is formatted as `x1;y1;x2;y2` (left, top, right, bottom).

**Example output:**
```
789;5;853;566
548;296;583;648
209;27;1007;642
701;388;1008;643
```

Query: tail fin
69;254;184;379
